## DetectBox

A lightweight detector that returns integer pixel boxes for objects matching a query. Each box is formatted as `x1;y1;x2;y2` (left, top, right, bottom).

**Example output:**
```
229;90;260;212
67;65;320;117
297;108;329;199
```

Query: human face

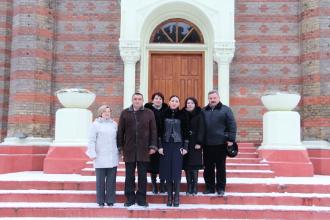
169;96;180;109
186;99;195;112
101;108;111;119
132;94;144;110
152;95;163;107
208;92;220;108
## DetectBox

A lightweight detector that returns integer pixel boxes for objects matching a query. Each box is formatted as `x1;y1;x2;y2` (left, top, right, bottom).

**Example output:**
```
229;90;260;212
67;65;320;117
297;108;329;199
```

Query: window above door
150;18;204;44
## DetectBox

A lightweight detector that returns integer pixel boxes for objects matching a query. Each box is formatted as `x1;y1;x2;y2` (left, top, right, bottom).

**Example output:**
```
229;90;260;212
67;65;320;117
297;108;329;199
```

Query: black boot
192;170;198;195
166;181;173;206
173;181;180;207
151;173;158;194
185;170;191;195
160;179;166;193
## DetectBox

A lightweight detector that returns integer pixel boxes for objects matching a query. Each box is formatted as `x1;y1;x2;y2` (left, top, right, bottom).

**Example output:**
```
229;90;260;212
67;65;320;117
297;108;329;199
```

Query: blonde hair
97;105;111;117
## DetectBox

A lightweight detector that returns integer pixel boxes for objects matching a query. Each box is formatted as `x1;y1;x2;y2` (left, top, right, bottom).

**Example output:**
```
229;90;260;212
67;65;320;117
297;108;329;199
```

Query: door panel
149;53;204;107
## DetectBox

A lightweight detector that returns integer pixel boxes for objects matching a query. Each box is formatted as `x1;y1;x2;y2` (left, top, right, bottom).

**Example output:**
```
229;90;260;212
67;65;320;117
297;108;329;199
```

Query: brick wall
232;0;301;142
0;0;12;141
53;0;123;133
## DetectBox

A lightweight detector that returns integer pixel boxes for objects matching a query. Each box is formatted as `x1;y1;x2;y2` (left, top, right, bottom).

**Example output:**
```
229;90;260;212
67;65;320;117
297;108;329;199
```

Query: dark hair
169;95;180;101
132;92;143;98
151;92;164;102
184;97;199;109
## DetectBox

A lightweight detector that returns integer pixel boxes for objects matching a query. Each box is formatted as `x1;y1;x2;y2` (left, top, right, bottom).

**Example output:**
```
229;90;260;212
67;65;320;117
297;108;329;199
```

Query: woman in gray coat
86;105;119;207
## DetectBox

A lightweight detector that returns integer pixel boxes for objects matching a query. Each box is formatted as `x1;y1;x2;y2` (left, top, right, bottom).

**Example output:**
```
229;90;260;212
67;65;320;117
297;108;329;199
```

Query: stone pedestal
258;93;314;177
43;89;95;174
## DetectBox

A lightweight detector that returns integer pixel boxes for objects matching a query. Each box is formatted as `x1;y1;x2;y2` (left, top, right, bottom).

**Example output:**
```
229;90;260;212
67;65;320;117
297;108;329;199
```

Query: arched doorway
148;19;204;106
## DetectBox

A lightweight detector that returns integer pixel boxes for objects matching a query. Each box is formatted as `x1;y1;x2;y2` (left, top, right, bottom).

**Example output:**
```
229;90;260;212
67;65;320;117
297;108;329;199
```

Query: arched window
150;19;204;43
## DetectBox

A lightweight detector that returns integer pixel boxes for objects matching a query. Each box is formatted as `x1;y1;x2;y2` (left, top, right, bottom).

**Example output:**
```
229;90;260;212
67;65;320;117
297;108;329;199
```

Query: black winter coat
201;102;237;146
144;102;168;173
159;108;189;149
183;107;204;170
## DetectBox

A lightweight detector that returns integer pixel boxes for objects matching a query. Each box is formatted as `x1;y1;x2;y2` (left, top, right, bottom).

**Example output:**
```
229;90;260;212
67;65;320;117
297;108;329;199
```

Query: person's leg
189;170;197;195
215;146;227;196
192;169;199;195
95;168;106;206
166;180;173;206
159;178;166;193
185;170;191;195
151;173;158;194
172;143;183;206
136;161;148;206
105;167;117;205
124;162;136;206
203;147;215;193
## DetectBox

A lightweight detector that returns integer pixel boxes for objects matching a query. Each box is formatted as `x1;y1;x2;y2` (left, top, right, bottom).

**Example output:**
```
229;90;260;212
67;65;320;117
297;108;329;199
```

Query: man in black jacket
201;90;237;196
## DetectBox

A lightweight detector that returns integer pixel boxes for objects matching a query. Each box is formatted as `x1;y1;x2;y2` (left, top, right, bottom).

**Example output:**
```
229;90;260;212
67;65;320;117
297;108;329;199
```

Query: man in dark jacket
201;90;237;196
117;93;157;207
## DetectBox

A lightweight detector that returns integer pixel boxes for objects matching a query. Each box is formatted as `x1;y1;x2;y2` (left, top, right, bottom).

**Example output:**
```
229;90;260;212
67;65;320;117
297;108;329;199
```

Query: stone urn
55;88;96;109
261;92;301;111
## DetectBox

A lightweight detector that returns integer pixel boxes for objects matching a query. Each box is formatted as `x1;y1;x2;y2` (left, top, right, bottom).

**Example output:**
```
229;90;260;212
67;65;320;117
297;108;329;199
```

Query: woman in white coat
86;105;119;207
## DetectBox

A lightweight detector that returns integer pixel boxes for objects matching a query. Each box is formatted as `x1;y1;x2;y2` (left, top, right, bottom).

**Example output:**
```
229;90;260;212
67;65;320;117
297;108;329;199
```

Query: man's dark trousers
124;161;148;204
203;144;227;192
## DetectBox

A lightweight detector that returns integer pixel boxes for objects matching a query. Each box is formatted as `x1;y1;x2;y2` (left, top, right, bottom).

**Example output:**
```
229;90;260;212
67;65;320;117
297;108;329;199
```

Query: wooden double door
149;52;204;107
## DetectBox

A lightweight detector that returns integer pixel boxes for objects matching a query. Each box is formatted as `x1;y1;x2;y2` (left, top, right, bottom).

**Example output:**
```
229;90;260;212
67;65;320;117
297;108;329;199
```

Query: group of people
86;90;237;208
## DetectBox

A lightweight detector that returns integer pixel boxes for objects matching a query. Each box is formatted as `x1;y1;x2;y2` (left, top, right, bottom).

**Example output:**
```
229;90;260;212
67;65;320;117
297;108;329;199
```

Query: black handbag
227;142;238;158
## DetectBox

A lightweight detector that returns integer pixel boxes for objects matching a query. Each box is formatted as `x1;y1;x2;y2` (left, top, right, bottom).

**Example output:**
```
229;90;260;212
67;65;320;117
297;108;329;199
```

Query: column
0;0;55;174
5;0;55;143
213;42;235;106
119;40;140;108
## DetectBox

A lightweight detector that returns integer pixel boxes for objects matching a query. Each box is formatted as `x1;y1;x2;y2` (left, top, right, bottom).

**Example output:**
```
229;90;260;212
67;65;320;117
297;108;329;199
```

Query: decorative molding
119;40;141;64
213;41;235;64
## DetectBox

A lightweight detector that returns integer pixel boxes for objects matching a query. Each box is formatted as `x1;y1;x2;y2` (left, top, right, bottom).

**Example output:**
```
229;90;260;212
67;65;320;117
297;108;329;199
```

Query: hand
149;149;156;155
180;148;188;155
227;141;233;146
195;144;201;149
158;148;164;155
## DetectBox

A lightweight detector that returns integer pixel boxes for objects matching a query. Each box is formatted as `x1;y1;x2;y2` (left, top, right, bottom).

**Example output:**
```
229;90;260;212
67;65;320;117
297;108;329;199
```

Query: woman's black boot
166;181;173;206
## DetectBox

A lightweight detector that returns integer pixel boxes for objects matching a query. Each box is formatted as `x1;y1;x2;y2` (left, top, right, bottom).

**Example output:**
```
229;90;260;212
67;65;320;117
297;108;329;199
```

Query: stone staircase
1;143;330;219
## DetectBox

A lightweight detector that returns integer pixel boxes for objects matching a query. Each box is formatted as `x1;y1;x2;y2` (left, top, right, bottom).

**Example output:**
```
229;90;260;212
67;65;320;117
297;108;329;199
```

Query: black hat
227;142;238;158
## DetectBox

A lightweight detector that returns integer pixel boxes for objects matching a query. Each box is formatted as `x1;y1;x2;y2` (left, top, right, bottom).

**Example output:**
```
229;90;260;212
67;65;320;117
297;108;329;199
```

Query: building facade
0;0;329;146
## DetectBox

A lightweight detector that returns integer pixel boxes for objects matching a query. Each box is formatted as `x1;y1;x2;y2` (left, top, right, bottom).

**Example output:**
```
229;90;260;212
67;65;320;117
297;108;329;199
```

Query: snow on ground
1;202;330;211
1;171;330;185
1;190;330;198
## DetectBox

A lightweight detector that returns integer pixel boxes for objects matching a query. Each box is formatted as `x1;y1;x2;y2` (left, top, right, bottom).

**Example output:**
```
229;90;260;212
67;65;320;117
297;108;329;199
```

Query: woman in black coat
144;92;168;194
158;95;189;207
182;97;204;195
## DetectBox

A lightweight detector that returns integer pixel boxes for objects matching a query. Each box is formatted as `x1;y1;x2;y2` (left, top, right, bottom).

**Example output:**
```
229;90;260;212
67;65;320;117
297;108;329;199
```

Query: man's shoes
106;202;114;206
203;189;215;194
98;203;105;207
217;189;225;197
124;201;135;207
137;202;149;207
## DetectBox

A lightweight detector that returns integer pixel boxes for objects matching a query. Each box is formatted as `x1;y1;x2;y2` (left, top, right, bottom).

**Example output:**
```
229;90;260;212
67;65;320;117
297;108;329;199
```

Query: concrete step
1;190;330;207
81;168;275;178
1;202;330;219
2;175;330;193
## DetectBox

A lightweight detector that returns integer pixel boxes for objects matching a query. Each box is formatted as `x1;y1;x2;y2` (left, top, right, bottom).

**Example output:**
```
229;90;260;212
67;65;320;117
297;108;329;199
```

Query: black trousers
203;145;227;191
124;161;148;204
95;167;117;204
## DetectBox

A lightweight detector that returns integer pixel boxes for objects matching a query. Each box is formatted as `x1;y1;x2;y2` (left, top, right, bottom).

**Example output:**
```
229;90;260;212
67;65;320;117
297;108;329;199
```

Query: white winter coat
86;117;119;168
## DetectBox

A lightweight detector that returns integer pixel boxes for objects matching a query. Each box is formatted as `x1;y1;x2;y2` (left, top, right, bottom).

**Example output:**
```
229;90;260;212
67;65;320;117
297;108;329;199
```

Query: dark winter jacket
117;105;157;162
159;108;189;150
144;102;168;140
183;107;204;169
200;102;237;146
